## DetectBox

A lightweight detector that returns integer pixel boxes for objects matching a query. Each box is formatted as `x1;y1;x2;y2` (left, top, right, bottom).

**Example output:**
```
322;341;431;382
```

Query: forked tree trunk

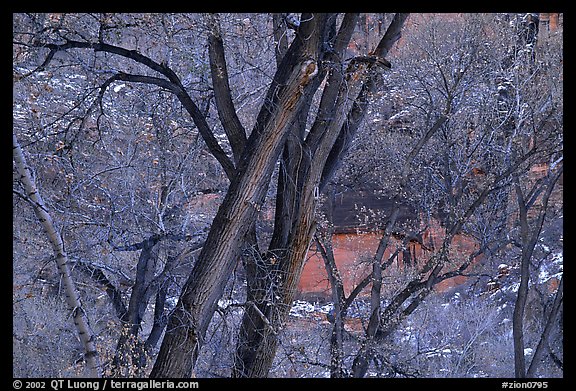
13;133;100;378
232;13;410;378
149;14;328;378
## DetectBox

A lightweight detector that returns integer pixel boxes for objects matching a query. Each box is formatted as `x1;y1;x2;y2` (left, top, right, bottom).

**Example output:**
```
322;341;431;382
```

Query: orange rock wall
298;224;482;297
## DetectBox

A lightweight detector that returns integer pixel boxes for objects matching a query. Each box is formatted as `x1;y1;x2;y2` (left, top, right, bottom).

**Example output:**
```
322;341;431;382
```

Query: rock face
298;227;481;298
297;164;563;299
297;186;483;298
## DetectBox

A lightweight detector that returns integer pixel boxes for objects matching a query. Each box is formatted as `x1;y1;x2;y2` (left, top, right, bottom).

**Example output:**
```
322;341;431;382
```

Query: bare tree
13;133;100;377
13;12;561;379
14;13;224;376
231;13;409;378
512;159;562;378
303;13;562;378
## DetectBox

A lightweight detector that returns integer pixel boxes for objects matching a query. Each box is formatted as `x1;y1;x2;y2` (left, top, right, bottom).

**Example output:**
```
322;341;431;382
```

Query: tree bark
13;133;100;378
526;276;563;378
149;14;328;378
207;13;247;165
111;234;160;376
232;13;360;377
512;178;530;378
232;13;409;378
316;210;347;378
513;165;563;378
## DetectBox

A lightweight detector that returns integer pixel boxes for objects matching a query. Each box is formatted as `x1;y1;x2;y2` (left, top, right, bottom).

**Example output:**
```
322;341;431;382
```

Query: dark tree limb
527;276;563;378
320;13;410;191
513;164;563;378
32;39;237;179
315;230;346;378
272;14;290;66
207;13;247;165
151;13;329;378
75;261;127;320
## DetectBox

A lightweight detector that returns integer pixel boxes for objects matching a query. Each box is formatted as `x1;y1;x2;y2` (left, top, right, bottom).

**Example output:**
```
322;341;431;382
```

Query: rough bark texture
149;14;327;378
232;13;410;378
233;13;361;377
13;133;100;378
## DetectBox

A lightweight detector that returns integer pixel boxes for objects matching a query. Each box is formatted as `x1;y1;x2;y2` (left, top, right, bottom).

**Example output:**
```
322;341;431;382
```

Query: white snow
289;300;334;318
217;298;242;310
388;109;411;122
166;296;178;308
538;252;563;284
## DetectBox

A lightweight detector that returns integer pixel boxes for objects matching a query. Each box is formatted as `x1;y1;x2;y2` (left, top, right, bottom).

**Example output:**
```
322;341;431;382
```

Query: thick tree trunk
111;235;160;376
150;14;327;378
512;214;530;378
233;53;372;377
13;133;100;378
232;13;409;378
235;185;320;378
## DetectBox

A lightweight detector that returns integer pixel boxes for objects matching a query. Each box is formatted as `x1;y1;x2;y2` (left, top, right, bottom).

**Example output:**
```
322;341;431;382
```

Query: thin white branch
13;132;101;377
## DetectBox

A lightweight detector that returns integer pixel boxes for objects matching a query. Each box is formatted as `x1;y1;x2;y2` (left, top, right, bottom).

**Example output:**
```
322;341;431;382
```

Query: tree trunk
527;276;563;378
232;13;409;378
111;235;160;376
150;14;328;378
316;209;347;378
13;133;100;378
513;165;563;378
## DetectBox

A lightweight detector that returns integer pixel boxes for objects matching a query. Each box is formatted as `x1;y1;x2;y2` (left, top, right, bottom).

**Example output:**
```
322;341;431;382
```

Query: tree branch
207;13;247;165
34;40;182;86
75;260;128;320
13;132;101;377
32;39;237;179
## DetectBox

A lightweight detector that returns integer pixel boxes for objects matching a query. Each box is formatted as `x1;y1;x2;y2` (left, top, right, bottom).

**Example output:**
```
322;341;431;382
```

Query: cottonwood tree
14;12;560;379
14;13;409;377
153;13;410;378
310;13;562;378
230;13;410;378
151;13;338;378
14;13;225;376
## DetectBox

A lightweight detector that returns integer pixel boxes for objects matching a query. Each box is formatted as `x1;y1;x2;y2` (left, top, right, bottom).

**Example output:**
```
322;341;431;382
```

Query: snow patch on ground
538;252;563;284
113;83;126;93
289;300;333;318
